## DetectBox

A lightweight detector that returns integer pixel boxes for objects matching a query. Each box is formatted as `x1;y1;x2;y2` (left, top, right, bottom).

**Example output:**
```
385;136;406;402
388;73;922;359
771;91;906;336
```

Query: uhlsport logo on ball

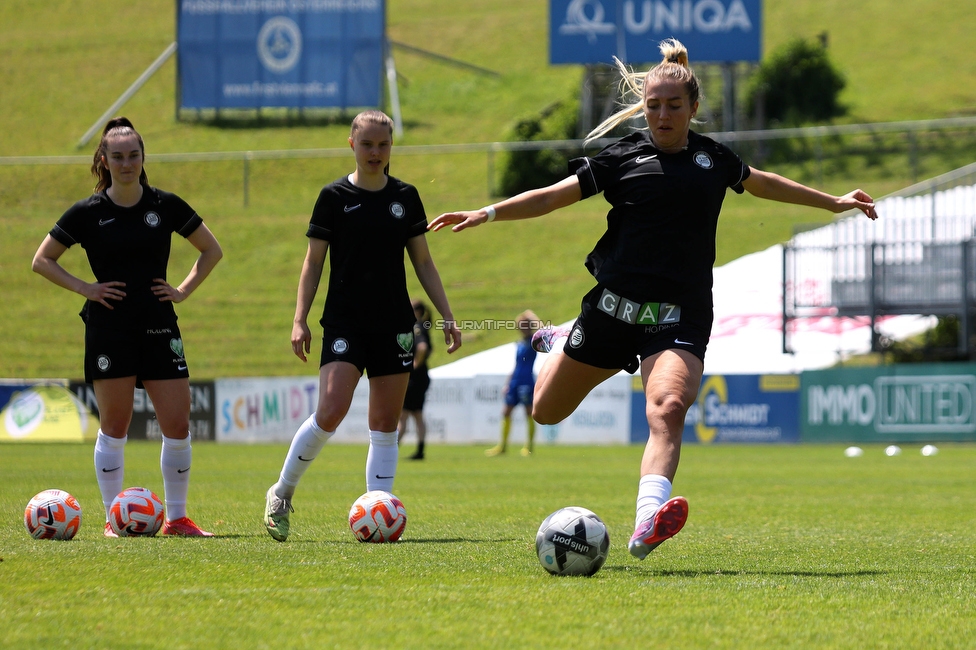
348;490;407;543
24;489;83;540
536;506;609;576
109;487;165;537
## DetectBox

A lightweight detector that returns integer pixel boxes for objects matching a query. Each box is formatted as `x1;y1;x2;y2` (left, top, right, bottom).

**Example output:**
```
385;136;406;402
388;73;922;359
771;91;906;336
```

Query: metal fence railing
3;116;976;205
783;161;976;355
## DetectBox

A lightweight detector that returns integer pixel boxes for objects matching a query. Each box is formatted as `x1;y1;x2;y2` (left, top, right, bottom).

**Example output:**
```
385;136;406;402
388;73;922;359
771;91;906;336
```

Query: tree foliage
496;99;580;197
748;38;847;126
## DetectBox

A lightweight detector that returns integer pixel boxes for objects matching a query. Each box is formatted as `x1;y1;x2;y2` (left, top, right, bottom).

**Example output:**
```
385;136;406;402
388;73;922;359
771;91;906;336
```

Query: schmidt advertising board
802;365;976;443
550;0;761;64
630;374;800;444
177;0;385;110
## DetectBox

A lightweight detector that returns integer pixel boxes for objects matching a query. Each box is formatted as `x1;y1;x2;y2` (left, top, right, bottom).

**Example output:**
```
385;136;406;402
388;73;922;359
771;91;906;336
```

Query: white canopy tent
431;243;934;380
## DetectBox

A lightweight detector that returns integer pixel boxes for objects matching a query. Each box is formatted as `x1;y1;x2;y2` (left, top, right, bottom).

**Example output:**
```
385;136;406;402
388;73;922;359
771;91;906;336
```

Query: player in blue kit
32;117;223;537
430;40;879;560
264;110;462;541
486;310;539;457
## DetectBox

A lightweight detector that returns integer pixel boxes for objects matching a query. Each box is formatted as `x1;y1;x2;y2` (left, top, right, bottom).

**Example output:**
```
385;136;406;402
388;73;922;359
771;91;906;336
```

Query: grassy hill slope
2;0;975;377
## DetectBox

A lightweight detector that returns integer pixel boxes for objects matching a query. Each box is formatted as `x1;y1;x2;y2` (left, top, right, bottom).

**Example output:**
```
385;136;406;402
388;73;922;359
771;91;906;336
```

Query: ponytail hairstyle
585;38;704;144
91;117;148;193
350;110;395;175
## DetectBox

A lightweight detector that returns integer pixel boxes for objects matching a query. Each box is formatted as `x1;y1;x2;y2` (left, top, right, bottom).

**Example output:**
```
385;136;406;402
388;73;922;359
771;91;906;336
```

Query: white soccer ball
109;487;165;537
921;444;939;456
348;490;407;543
885;445;902;457
844;446;864;458
24;489;83;540
535;506;610;576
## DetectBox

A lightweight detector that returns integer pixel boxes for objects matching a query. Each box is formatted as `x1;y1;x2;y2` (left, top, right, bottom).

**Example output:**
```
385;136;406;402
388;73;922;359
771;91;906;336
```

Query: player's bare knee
646;393;689;426
158;419;190;438
316;411;343;432
532;402;563;426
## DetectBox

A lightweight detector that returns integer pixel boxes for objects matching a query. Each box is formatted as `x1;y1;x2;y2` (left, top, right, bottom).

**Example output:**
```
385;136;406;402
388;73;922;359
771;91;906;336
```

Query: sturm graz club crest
569;325;585;348
693;151;714;169
169;338;184;359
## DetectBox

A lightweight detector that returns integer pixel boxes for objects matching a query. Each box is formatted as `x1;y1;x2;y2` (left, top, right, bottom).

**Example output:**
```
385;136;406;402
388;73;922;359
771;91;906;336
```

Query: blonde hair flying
585;38;703;144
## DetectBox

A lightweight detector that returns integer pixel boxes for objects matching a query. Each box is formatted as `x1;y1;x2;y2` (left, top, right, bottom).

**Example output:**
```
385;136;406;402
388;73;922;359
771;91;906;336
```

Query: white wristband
483;205;496;222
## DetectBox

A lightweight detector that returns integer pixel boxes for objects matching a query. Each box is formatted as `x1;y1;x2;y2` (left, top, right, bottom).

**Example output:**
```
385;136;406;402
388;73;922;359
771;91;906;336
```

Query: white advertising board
216;374;632;445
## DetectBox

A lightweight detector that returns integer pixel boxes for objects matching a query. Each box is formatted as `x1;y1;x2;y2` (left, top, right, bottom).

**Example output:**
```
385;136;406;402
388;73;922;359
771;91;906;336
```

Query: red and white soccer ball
348;490;407;543
24;489;83;540
109;487;165;537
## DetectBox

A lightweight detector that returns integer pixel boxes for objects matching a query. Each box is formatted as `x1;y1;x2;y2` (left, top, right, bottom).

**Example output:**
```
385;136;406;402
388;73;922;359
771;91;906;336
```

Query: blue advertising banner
631;374;800;444
178;0;385;110
550;0;761;64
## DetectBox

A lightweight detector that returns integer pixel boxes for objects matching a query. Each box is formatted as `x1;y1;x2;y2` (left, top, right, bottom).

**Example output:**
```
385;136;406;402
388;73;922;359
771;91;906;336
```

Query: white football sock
275;414;334;499
94;430;126;520
635;474;673;527
160;434;192;521
365;430;398;492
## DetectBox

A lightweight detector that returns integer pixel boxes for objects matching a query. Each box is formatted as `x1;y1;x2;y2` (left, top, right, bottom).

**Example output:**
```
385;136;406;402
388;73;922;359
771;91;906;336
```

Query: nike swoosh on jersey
177;467;190;473
674;339;695;346
298;456;313;461
177;365;188;371
402;359;413;366
101;466;121;472
635;155;658;163
375;474;394;479
343;204;361;212
98;218;116;226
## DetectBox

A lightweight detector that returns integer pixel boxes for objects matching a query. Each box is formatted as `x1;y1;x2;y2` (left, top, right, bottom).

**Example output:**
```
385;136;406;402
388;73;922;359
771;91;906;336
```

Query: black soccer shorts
84;323;190;386
562;285;710;374
319;326;415;377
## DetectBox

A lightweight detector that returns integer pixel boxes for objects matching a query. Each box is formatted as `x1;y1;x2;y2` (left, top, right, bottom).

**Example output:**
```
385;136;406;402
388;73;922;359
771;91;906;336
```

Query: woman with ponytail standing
32;117;223;537
262;110;461;542
430;40;878;560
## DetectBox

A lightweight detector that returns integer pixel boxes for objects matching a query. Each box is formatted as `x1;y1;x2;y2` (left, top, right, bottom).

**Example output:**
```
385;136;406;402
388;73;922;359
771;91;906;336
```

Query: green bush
496;98;581;196
887;315;969;362
747;38;847;127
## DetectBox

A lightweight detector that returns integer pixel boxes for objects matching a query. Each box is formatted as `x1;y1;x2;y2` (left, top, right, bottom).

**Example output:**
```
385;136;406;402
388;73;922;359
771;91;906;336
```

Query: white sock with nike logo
635;474;672;527
94;430;126;520
276;414;334;499
365;430;398;492
161;434;192;521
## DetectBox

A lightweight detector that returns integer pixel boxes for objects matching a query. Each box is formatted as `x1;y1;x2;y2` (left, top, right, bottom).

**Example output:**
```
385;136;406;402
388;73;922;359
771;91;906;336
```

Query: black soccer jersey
571;130;750;319
307;175;428;332
49;187;203;328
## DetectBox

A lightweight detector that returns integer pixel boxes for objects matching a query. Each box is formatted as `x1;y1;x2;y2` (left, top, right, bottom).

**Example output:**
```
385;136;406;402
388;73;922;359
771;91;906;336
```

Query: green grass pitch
2;442;975;648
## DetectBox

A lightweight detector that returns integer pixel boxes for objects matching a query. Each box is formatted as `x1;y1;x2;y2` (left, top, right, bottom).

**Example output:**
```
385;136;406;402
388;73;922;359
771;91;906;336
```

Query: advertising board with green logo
801;364;976;442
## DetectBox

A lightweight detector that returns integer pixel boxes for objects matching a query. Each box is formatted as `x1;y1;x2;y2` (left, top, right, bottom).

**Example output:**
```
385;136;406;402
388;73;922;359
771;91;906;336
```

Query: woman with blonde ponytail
430;39;878;561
